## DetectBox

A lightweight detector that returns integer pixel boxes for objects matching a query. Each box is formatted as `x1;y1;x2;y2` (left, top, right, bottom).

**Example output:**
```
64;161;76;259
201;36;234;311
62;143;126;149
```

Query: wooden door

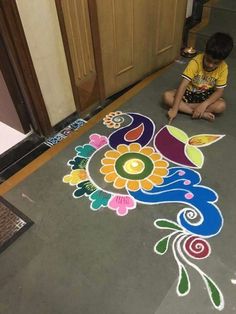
96;0;151;97
57;0;187;103
96;0;187;97
57;0;101;112
150;0;187;70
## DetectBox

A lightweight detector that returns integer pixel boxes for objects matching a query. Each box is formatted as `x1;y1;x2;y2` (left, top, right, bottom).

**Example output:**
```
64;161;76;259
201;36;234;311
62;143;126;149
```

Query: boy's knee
163;91;168;103
216;99;226;113
163;90;173;107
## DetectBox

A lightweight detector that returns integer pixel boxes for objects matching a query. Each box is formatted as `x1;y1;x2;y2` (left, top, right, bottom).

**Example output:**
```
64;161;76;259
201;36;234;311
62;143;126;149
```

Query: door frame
0;0;52;136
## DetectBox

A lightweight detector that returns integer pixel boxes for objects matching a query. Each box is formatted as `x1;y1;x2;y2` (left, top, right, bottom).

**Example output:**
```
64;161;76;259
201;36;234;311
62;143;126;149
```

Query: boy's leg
191;98;226;121
163;90;194;115
163;91;226;120
205;98;226;114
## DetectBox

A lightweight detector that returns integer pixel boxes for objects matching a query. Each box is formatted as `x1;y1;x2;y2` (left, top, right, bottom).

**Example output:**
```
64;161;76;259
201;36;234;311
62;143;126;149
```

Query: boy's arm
168;78;189;123
192;88;224;119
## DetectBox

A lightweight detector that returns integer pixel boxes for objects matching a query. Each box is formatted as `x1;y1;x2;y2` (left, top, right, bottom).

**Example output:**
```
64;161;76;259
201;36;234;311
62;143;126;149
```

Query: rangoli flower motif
100;143;169;191
63;169;88;185
103;111;124;128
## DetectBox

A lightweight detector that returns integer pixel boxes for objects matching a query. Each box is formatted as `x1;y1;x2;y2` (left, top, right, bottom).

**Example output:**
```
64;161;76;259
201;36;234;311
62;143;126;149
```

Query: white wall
16;0;76;126
186;0;193;18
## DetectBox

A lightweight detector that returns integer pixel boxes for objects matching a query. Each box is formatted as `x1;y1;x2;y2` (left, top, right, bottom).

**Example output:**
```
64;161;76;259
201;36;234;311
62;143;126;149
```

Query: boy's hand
168;108;178;124
192;103;208;119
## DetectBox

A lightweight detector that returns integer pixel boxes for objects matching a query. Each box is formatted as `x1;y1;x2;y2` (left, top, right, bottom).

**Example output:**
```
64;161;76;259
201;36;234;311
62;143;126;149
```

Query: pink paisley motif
89;134;108;149
108;195;136;216
184;235;211;259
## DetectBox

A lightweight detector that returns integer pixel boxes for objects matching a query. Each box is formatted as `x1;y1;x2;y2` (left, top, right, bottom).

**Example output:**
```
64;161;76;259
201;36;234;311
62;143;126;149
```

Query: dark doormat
0;197;33;253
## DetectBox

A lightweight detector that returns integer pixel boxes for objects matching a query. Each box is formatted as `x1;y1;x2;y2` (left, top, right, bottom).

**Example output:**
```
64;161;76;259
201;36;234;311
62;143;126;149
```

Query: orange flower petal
100;165;115;174
127;180;140;191
129;143;141;152
148;175;163;186
150;153;161;161
101;158;115;165
105;150;120;159
154;160;169;168
140;147;154;155
114;177;127;189
117;144;129;153
104;172;117;182
153;168;168;176
140;179;153;191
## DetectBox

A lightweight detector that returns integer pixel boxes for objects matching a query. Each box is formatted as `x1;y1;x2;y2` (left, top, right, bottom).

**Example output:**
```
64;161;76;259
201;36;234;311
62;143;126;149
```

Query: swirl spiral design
184;235;210;259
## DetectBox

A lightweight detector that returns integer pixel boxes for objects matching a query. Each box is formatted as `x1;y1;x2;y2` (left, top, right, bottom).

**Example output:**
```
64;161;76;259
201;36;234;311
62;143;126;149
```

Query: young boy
164;32;233;123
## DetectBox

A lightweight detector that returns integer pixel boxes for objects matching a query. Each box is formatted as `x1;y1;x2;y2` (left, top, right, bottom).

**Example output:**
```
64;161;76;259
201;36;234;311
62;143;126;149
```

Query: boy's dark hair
205;32;233;60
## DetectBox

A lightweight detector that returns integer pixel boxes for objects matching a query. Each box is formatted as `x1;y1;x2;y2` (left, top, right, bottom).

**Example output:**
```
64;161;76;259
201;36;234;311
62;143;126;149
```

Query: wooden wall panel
112;0;134;75
155;0;177;55
61;0;95;84
60;0;187;99
151;0;187;70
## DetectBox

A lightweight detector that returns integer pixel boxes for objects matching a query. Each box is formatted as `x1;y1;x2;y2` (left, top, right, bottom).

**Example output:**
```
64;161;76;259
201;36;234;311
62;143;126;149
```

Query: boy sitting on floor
163;32;233;123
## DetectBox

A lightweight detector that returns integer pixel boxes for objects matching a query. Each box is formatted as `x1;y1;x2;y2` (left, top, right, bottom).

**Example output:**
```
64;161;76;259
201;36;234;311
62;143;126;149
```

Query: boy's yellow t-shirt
182;53;228;93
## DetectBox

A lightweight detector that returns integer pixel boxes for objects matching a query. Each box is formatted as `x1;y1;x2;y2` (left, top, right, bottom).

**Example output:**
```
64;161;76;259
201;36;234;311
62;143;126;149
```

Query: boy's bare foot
191;112;215;121
201;112;215;121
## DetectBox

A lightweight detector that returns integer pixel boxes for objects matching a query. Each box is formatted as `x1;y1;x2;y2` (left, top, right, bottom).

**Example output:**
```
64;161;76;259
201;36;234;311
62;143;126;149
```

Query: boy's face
203;54;222;71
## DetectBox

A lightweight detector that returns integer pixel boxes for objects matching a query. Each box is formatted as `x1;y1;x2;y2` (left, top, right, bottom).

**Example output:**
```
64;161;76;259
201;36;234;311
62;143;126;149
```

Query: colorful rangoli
63;111;225;310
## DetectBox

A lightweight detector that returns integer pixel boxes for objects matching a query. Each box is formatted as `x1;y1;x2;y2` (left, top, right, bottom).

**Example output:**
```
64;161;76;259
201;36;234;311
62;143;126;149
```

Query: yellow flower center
123;158;144;174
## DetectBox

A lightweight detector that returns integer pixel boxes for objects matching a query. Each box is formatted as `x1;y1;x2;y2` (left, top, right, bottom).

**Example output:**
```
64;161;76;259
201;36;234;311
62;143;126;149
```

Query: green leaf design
154;219;182;231
203;275;223;310
178;265;190;296
154;235;171;255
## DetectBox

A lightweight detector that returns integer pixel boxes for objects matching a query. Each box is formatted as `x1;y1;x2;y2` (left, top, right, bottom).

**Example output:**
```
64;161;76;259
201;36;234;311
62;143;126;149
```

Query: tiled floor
1;56;236;313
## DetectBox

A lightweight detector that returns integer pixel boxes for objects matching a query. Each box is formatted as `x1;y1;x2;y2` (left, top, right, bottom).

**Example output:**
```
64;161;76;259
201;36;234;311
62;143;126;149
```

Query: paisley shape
203;275;224;310
188;134;224;147
124;123;144;141
177;265;190;296
109;113;155;149
154;234;172;255
185;144;204;168
154;219;182;231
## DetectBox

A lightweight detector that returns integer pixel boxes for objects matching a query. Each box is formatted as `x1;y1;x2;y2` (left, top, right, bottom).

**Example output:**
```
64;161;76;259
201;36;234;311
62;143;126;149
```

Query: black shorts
183;89;214;103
